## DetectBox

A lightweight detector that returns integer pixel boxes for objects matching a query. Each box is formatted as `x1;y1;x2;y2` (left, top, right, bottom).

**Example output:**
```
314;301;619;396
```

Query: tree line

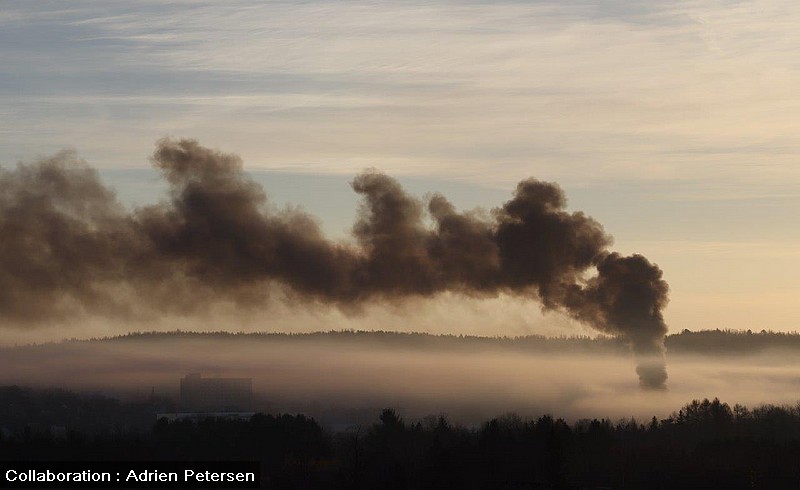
4;389;800;488
8;328;800;356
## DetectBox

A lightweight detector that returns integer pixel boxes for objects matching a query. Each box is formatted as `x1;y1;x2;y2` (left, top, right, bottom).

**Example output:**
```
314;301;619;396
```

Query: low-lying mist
3;333;799;426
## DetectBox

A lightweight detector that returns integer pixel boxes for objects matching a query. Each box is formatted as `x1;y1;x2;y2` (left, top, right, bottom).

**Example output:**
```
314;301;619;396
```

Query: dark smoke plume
0;139;669;388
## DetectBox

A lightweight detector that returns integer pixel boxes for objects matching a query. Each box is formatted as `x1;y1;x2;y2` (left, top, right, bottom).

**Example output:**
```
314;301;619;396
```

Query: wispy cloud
3;0;800;187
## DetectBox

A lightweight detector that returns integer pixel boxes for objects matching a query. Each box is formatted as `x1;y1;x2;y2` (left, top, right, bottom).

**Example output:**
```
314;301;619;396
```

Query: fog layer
2;336;797;425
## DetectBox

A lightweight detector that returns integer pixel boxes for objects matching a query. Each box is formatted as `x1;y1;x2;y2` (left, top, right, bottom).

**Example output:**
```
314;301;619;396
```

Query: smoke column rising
0;139;669;388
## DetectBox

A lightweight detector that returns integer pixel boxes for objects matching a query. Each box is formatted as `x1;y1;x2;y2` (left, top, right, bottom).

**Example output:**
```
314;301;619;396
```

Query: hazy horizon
5;331;800;425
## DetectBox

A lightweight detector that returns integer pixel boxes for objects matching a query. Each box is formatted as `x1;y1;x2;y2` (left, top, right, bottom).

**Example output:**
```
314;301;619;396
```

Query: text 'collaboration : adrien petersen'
2;462;260;488
5;469;256;483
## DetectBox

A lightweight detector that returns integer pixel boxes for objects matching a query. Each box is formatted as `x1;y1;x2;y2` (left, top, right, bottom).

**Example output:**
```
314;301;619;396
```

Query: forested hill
8;328;800;356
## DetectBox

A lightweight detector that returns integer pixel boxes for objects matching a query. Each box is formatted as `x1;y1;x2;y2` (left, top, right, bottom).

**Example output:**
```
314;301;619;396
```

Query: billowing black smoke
0;139;669;388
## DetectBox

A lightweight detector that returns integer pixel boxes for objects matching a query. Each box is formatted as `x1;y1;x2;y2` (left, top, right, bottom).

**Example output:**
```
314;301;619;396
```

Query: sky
1;0;799;338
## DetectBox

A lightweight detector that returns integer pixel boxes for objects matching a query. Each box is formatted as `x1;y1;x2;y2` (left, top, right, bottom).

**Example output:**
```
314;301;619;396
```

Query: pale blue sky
2;0;799;335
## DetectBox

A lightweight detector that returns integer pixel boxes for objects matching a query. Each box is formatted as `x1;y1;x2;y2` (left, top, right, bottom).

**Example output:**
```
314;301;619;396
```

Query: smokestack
0;139;669;388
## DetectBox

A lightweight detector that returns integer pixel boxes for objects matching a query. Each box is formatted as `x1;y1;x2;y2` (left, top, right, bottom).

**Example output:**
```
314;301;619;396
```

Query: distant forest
9;328;800;356
4;386;800;488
